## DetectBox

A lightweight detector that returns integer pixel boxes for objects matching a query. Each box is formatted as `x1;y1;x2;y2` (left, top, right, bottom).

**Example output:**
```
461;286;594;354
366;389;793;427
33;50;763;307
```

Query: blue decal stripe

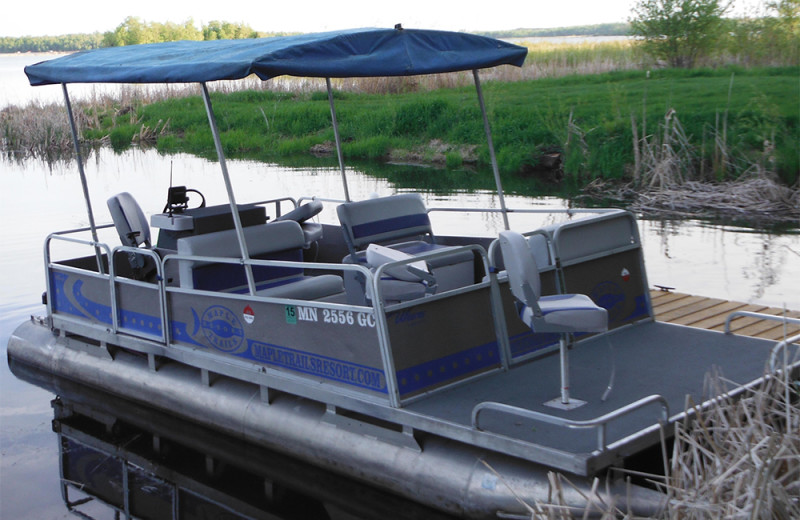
71;279;113;325
509;330;560;358
396;341;500;396
51;272;165;338
50;272;85;318
351;213;430;240
248;340;387;393
119;308;163;337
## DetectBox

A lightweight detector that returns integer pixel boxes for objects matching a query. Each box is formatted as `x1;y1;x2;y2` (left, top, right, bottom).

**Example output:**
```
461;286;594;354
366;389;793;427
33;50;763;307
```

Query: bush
630;0;730;67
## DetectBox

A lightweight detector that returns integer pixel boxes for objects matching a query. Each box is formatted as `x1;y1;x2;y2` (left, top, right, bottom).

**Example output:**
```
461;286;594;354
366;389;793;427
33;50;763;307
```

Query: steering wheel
274;200;323;224
163;186;206;214
186;188;206;209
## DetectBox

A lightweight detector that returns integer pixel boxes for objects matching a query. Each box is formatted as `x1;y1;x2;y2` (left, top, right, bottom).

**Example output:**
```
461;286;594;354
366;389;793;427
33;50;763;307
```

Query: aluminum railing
472;394;669;452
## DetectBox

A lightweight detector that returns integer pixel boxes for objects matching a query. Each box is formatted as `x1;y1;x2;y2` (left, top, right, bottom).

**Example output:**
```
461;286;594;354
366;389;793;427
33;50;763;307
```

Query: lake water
1;53;799;518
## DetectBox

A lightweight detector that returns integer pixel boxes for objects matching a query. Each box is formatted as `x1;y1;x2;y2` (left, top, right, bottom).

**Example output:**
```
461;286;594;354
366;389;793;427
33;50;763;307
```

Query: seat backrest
107;192;151;249
107;192;153;272
337;194;433;256
498;231;542;307
176;221;306;291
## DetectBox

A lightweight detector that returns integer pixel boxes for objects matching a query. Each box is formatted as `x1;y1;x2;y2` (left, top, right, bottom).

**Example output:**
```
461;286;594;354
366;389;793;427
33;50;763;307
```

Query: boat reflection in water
13;363;453;520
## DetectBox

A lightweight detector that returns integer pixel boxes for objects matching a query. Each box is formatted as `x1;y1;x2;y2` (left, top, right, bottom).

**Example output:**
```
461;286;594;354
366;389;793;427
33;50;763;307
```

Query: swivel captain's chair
498;230;608;409
107;192;155;279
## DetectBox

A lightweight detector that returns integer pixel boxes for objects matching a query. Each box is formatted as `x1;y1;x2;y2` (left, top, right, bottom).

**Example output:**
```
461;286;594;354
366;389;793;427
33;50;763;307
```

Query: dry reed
499;349;799;519
584;106;800;226
664;361;800;519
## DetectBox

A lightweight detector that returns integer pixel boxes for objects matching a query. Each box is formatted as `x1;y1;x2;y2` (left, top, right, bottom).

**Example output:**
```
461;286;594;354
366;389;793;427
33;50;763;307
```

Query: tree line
478;23;631;39
2;4;797;70
630;0;799;68
0;17;291;53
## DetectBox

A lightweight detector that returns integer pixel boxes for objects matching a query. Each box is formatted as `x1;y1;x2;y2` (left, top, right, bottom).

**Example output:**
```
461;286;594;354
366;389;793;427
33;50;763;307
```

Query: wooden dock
650;289;799;343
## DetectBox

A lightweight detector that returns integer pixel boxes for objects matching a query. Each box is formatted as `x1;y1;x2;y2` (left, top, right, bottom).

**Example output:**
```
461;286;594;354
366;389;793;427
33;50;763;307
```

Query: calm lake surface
1;53;799;518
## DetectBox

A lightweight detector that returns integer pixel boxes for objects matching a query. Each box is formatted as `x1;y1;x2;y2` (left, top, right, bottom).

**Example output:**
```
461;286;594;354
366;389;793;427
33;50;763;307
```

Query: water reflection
11;361;454;520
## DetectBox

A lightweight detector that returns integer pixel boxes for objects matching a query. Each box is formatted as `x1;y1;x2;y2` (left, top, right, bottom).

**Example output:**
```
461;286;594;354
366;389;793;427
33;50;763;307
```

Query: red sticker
243;305;255;324
621;268;631;282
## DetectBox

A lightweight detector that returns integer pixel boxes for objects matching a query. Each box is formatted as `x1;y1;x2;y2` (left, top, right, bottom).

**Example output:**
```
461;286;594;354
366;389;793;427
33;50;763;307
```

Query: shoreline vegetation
515;356;800;518
1;20;798;227
3;63;797;226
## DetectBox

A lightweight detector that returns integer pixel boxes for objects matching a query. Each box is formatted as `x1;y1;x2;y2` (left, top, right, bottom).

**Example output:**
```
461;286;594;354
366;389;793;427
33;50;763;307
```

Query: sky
3;0;643;37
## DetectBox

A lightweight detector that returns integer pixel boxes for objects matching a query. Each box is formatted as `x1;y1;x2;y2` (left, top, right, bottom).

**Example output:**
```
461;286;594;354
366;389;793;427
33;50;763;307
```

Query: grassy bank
75;66;797;187
2;65;798;189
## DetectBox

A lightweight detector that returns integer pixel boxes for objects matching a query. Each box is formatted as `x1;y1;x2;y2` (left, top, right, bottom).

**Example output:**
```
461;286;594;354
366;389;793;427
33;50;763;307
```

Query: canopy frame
62;84;105;275
37;28;526;291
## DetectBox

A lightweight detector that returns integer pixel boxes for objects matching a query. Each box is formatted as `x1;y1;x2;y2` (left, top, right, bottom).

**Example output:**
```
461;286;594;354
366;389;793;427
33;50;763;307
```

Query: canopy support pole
326;78;351;202
473;70;510;230
62;84;104;275
200;83;256;295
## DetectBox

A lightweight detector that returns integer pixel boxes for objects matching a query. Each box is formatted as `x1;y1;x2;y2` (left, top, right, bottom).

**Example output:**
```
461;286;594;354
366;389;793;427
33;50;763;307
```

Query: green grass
87;66;800;186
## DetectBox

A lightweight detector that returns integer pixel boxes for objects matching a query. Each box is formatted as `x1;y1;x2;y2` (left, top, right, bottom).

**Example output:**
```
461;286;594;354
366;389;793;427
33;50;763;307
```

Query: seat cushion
520;294;608;333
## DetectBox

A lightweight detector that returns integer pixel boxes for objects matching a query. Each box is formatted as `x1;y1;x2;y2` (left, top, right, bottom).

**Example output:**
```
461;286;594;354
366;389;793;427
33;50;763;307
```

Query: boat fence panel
165;289;389;397
386;285;503;400
553;211;653;330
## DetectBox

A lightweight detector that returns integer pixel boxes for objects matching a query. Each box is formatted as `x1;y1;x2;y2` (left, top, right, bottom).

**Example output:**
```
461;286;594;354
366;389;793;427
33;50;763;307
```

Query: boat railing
45;229;114;320
296;196;622;223
723;310;800;334
769;333;800;373
109;245;168;341
724;310;800;372
471;395;669;453
46;230;171;343
250;196;298;218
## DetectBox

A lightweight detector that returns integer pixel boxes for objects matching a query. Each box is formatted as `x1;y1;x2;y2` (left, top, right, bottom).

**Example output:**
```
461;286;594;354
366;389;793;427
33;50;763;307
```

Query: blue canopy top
25;27;527;86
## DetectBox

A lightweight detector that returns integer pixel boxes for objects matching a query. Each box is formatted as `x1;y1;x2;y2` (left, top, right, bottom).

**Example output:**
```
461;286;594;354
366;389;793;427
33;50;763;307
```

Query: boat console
152;202;267;249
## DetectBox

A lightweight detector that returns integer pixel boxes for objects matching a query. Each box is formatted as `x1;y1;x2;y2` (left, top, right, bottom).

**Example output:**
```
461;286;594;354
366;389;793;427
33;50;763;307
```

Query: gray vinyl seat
176;220;343;300
497;230;607;334
337;194;474;305
361;243;436;304
273;199;324;248
107;192;160;279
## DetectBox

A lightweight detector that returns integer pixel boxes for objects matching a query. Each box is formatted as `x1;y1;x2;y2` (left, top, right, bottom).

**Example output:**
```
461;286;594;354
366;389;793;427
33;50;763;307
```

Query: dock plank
650;292;693;307
670;301;748;327
759;325;800;341
649;290;798;344
656;297;728;322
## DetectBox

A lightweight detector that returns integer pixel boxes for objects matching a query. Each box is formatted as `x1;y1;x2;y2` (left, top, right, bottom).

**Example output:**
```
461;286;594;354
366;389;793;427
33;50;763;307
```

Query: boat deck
402;294;799;475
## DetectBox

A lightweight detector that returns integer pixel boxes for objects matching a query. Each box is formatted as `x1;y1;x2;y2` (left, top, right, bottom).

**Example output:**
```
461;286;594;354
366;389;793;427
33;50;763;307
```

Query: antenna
163;161;189;215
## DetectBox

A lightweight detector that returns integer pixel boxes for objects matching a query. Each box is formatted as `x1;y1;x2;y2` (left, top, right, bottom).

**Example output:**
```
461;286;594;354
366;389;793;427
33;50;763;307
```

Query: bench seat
337;194;475;304
176;221;343;300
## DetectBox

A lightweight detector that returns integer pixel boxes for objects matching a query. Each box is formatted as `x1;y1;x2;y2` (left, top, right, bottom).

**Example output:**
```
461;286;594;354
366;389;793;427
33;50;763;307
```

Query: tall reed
500;352;800;519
